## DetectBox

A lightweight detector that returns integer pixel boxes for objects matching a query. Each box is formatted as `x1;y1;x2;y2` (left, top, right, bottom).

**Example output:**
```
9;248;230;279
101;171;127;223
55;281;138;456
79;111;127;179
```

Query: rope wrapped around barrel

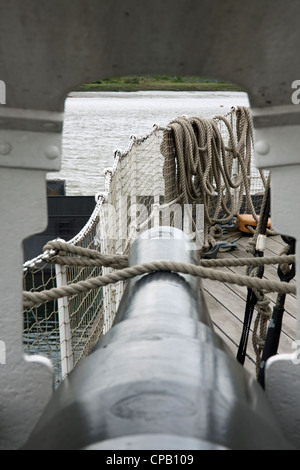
23;239;296;309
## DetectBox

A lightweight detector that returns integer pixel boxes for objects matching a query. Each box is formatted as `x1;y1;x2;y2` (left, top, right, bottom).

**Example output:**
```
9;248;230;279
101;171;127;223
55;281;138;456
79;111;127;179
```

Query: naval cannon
23;227;292;450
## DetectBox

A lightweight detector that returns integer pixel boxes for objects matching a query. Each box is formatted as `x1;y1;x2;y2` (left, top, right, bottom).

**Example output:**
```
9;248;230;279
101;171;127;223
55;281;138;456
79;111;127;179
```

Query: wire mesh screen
23;201;104;385
23;263;61;379
64;228;103;368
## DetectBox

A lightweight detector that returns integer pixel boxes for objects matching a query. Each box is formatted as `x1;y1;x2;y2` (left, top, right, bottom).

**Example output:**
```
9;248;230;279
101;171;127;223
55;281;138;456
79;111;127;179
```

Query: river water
47;91;250;196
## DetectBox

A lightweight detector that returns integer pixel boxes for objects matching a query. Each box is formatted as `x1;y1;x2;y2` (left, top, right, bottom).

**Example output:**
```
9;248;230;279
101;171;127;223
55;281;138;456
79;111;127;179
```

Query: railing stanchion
55;263;73;379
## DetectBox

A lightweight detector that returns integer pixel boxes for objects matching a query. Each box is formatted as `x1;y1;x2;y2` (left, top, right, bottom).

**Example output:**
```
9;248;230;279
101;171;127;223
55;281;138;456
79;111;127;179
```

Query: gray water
47;91;249;196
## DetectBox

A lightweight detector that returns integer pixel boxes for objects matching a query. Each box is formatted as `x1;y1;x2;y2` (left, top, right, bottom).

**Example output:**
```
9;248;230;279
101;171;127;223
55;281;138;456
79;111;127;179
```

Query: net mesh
23;263;60;374
23;201;104;384
23;107;267;385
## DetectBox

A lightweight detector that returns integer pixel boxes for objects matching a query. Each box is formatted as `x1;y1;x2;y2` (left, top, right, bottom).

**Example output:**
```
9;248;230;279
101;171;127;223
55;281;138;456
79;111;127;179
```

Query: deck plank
202;231;297;378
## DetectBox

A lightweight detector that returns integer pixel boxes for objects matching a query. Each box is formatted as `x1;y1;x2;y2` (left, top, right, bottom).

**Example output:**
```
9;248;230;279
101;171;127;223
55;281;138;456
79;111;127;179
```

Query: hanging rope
161;106;264;249
237;179;271;367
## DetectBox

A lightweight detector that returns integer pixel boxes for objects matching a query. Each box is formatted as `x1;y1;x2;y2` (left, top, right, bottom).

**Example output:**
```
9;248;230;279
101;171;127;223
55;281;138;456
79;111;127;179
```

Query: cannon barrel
23;227;293;450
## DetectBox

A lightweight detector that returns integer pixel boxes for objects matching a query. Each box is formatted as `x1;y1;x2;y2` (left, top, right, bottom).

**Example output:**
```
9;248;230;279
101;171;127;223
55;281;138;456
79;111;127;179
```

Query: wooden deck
202;231;297;377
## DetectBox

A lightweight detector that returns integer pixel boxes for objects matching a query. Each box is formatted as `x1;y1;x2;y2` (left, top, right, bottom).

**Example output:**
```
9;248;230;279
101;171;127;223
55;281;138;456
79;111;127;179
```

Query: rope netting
23;106;275;384
23;199;104;383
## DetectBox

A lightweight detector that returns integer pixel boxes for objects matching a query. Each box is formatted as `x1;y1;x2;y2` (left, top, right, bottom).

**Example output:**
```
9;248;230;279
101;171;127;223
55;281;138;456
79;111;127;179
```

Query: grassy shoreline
76;75;243;92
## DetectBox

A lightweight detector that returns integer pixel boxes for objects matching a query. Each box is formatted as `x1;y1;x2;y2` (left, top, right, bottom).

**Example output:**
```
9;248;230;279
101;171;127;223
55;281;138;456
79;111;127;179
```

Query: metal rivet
0;141;12;155
255;140;270;155
45;145;60;160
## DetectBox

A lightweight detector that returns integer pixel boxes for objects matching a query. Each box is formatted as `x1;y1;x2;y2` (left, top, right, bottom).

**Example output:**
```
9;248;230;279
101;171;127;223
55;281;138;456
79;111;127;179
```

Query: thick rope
244;177;275;375
23;259;296;309
42;239;295;269
252;289;272;377
51;252;296;270
43;240;128;269
160;107;263;249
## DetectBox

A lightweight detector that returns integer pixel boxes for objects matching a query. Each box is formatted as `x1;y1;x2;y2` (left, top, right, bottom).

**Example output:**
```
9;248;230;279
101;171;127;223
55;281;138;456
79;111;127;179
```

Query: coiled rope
161;106;268;249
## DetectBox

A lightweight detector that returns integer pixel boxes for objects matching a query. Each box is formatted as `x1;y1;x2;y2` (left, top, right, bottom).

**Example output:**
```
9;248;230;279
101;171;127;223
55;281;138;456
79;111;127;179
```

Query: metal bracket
253;105;300;169
0;107;63;171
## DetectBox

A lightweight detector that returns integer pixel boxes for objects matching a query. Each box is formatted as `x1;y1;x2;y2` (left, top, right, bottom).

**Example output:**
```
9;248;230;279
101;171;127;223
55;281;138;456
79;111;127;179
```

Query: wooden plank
205;271;295;354
202;232;297;378
219;235;297;315
203;286;256;376
216;254;297;322
202;277;258;374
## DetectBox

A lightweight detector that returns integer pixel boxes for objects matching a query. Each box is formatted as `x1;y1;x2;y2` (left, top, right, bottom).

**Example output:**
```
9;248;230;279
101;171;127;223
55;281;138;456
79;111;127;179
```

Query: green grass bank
77;75;243;92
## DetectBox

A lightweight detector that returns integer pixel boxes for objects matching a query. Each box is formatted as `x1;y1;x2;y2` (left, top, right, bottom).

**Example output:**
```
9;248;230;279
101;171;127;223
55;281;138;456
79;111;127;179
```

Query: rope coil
161;107;265;249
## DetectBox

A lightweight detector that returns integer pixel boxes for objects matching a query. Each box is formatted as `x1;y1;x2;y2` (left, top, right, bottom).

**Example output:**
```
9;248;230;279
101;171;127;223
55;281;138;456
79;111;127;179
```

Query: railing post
55;263;74;379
